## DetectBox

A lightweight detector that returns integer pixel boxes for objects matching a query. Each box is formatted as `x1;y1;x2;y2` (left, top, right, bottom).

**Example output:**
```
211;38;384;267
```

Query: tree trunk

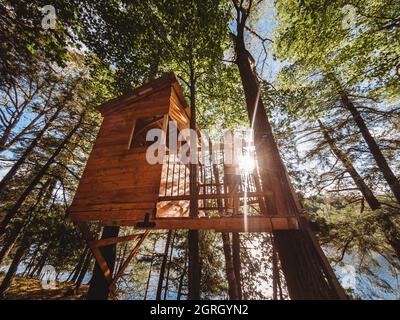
144;256;154;300
232;6;346;299
272;237;278;300
0;238;29;298
0;111;85;235
379;213;400;259
71;247;89;283
341;92;400;203
75;251;92;291
86;226;119;300
319;121;381;210
0;105;63;196
188;66;200;300
177;249;187;300
144;237;157;300
0;227;20;265
163;231;176;300
66;264;78;283
156;230;172;300
31;244;52;278
23;244;41;276
0;112;21;151
231;232;242;299
114;243;128;276
319;121;400;260
0;178;53;265
221;232;239;299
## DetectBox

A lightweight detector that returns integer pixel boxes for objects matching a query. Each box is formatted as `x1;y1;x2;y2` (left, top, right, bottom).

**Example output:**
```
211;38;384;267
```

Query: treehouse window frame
127;114;167;150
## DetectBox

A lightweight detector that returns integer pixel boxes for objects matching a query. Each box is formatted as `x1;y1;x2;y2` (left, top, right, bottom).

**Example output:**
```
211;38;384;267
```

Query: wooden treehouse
67;72;299;292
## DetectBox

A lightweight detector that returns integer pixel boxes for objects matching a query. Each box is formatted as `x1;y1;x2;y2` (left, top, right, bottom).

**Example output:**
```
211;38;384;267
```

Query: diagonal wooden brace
109;230;150;292
76;222;150;296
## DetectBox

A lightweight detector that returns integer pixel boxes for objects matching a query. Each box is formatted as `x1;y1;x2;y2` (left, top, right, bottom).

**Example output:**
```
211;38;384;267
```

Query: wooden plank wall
68;86;172;222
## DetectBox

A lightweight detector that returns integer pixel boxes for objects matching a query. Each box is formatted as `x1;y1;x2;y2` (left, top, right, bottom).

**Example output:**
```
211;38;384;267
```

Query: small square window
128;115;165;149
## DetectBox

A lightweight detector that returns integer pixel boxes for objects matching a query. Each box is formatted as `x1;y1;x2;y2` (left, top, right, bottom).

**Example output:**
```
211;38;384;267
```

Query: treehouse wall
68;83;177;223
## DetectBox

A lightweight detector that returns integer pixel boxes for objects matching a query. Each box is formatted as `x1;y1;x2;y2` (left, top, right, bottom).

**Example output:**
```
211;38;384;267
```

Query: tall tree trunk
231;232;242;299
23;245;41;276
188;66;200;300
231;3;346;299
66;264;78;282
272;237;278;300
144;256;154;300
71;247;89;283
319;121;381;210
156;230;172;300
31;244;52;278
0;226;20;265
379;213;400;259
177;249;187;300
144;237;157;300
319;121;400;260
163;231;176;300
0;105;63;196
221;233;239;299
0;111;85;235
340;92;400;203
0;177;52;265
114;243;128;275
0;237;29;298
75;251;92;291
86;226;119;300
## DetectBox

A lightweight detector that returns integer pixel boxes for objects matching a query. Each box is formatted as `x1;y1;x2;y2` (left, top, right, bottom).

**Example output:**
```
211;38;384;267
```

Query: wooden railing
158;141;267;216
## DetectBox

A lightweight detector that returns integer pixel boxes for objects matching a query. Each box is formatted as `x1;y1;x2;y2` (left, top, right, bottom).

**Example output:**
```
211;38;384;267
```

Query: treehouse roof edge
97;72;190;117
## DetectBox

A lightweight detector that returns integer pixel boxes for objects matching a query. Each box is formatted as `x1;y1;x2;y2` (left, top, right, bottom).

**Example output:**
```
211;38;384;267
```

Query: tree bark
231;2;346;299
86;226;119;300
0;111;85;235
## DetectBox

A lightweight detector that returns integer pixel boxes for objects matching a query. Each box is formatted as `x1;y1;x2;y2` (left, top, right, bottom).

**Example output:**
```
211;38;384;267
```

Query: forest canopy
0;0;399;300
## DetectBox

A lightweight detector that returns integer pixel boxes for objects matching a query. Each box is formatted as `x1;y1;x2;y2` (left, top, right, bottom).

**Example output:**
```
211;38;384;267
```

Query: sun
238;155;256;174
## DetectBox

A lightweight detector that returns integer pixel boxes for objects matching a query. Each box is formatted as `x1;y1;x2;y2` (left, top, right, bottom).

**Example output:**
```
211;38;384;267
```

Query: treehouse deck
67;72;299;233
